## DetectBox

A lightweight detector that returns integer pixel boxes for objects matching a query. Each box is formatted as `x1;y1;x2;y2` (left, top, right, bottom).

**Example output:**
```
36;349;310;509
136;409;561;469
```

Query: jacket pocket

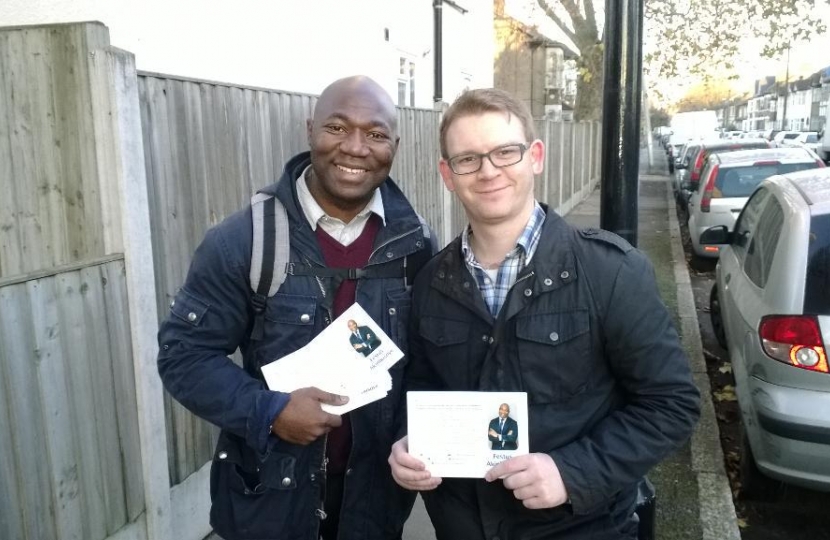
170;288;210;326
210;433;304;539
419;316;470;347
417;316;472;388
515;309;592;404
257;293;318;368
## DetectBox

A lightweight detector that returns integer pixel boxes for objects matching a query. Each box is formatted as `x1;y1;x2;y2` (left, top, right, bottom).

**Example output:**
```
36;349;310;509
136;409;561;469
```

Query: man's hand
271;387;348;445
488;428;498;438
388;436;442;491
485;453;568;509
353;344;363;350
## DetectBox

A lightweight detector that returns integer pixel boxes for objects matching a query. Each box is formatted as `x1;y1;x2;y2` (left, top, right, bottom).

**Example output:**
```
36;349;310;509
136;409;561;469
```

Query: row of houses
715;66;830;133
0;0;580;121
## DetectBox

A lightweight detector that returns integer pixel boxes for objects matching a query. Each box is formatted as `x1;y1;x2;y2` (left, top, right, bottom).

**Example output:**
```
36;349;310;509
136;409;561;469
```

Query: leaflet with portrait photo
261;302;403;414
407;391;529;478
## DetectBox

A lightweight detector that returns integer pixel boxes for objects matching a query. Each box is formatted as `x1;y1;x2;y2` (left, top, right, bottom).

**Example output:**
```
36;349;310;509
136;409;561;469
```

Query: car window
684;145;699;165
744;196;783;288
732;188;770;263
714;163;818;198
804;214;830;315
806;134;818;144
784;133;799;140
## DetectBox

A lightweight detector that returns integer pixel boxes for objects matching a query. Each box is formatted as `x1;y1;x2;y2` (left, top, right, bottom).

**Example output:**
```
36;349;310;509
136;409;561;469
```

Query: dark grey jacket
158;152;435;540
405;206;700;540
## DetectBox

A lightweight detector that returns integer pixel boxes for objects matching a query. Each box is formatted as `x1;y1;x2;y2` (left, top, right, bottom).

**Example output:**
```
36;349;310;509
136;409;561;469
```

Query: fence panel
0;257;144;540
0;24;122;280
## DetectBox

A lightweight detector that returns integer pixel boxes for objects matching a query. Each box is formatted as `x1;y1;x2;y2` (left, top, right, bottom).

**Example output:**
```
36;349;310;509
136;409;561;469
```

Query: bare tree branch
535;0;578;44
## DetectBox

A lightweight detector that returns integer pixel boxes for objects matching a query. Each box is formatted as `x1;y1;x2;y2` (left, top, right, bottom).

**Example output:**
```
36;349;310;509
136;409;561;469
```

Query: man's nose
477;155;500;178
340;131;371;156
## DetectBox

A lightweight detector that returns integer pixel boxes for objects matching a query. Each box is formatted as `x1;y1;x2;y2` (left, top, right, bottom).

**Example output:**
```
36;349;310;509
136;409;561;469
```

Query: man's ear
306;119;313;147
439;159;456;192
529;139;545;175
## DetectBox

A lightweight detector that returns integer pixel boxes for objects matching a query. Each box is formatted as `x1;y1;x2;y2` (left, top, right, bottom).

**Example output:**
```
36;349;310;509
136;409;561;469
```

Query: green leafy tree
536;0;828;120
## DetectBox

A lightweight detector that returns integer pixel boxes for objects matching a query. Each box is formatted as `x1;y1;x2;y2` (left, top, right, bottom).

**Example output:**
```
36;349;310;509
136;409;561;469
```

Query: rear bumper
746;375;830;491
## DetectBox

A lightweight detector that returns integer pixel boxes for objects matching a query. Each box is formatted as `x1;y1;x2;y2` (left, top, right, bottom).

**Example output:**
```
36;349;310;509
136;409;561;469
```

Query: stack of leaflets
261;303;403;414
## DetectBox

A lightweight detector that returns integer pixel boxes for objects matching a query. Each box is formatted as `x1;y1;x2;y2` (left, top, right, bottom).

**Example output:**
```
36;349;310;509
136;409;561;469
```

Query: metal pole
781;42;790;131
600;0;644;246
433;0;443;105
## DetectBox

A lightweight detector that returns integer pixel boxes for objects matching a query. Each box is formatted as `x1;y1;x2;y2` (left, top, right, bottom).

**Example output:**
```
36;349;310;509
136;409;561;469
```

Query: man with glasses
388;88;700;539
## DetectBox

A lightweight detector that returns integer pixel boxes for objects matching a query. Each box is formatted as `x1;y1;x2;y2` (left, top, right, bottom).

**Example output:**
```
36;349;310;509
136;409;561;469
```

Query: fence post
90;46;173;540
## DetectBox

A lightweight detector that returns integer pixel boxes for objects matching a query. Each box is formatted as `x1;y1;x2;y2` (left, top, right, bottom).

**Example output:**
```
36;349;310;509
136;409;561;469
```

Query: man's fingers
309;387;349;405
485;455;528;482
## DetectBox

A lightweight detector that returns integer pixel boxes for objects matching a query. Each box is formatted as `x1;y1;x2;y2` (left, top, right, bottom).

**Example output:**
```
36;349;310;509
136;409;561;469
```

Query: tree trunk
574;42;603;121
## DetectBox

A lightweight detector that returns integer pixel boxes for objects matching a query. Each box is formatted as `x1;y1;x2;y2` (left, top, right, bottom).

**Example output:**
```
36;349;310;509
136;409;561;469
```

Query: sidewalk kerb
666;182;742;540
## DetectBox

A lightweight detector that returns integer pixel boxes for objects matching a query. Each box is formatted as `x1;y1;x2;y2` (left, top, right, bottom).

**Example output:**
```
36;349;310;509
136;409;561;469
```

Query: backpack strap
250;191;289;340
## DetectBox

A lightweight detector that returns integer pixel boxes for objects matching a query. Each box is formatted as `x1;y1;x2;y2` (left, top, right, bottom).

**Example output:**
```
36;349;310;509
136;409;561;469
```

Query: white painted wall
0;0;493;106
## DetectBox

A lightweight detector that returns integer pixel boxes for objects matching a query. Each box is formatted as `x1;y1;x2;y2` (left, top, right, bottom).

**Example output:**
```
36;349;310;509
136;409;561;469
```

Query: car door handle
725;274;731;285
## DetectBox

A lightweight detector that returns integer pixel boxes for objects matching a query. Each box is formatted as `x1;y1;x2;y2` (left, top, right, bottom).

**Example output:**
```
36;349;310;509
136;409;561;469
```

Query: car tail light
691;152;706;183
759;315;828;373
816;159;826;168
700;165;719;213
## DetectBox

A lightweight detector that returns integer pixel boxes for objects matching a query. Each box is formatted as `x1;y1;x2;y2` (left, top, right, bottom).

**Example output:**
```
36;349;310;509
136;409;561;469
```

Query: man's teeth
337;165;366;174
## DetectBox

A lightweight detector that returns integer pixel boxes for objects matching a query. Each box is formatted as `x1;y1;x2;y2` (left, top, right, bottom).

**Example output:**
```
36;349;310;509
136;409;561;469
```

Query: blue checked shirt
461;203;546;317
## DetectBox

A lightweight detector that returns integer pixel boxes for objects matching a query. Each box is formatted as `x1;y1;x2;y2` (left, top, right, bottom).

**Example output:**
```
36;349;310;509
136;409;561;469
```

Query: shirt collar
296;165;386;230
461;201;546;263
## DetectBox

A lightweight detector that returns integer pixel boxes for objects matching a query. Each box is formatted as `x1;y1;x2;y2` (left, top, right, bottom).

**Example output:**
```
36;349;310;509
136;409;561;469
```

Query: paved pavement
403;145;742;540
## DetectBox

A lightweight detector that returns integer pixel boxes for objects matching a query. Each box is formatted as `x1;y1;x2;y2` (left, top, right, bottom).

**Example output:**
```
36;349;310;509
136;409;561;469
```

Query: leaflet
407;391;529;478
261;302;403;414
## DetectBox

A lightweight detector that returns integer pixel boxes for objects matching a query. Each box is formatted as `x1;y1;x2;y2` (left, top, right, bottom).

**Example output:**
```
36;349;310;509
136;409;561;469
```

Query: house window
398;57;416;107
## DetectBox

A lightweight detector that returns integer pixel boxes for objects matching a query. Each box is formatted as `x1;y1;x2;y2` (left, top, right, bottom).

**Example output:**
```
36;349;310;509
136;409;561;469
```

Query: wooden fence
0;22;601;540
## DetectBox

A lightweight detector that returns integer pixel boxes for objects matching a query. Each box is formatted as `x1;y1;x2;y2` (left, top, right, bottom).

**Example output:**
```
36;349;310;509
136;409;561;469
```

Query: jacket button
549;332;560;342
281;477;292;487
482;335;488;342
438;271;445;279
544;278;553;286
488;336;494;344
346;468;353;476
310;473;316;481
218;451;228;460
523;288;532;297
560;271;570;279
170;299;176;308
386;252;394;259
388;307;396;316
300;313;310;323
416;240;423;248
187;312;197;322
463;281;470;289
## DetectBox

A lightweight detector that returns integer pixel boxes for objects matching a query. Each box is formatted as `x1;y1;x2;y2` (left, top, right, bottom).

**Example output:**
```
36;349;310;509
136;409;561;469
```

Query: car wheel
738;423;783;502
709;284;727;349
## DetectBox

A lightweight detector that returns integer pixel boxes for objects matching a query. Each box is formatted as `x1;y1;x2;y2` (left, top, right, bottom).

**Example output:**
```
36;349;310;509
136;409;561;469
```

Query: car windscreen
804;214;830;316
714;163;818;198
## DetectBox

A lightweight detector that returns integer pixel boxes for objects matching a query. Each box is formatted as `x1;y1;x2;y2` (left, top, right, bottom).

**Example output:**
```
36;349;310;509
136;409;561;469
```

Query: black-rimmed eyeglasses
447;143;528;175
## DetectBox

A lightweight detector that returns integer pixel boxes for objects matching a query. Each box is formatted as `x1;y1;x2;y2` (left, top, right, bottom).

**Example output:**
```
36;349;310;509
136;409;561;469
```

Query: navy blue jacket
158;152;435;540
406;207;700;540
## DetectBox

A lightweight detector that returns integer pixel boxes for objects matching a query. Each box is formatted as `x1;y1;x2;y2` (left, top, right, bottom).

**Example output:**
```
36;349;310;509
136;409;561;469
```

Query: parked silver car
702;168;830;499
687;147;824;258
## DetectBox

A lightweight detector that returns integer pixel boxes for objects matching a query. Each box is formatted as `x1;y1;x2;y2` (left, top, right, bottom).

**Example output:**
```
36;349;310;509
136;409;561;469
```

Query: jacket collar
430;204;578;322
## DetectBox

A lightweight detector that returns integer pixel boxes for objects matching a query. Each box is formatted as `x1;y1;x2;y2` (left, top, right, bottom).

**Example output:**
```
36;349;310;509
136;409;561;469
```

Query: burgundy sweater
316;215;380;475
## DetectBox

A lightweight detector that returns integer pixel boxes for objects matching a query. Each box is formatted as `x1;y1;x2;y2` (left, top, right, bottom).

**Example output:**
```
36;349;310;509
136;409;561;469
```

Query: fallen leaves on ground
714;385;737;402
